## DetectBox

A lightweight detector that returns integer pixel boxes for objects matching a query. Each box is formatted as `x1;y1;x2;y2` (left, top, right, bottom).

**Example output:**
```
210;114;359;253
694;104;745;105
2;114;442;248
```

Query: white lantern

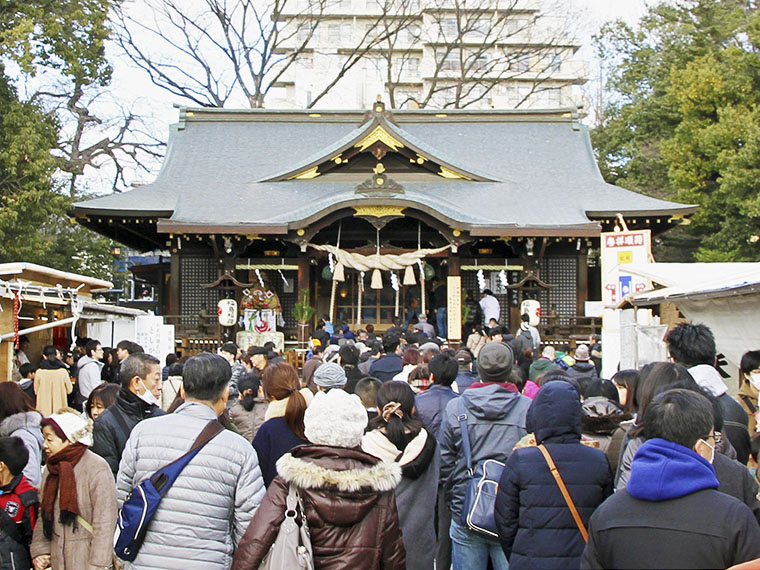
520;299;541;327
217;299;238;327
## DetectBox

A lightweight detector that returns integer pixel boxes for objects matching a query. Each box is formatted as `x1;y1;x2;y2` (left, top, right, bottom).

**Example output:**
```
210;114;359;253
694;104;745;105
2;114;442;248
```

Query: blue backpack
114;420;224;561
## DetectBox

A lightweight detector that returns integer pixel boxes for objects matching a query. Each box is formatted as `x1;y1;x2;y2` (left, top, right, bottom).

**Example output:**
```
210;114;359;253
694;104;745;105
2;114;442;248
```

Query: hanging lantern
371;269;383;289
217;299;238;327
333;261;345;282
321;265;333;281
403;265;416;285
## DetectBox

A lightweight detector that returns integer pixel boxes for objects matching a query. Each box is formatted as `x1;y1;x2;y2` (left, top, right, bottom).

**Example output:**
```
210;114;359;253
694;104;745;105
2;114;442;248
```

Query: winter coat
92;389;165;477
494;382;613;569
512;329;534;358
228;362;247;400
362;428;440;570
75;356;104;403
736;381;758;434
414;384;458;441
0;411;43;488
713;453;760;524
0;474;37;570
580;397;631;476
116;401;265;570
566;361;599;381
581;438;760;569
34;362;72;417
439;383;531;521
370;353;404;383
466;333;487;358
30;450;117;570
528;358;558;381
689;364;751;464
614;434;643;490
229;398;268;443
343;365;365;394
453;370;478;393
231;445;406;570
253;417;309;487
161;375;183;410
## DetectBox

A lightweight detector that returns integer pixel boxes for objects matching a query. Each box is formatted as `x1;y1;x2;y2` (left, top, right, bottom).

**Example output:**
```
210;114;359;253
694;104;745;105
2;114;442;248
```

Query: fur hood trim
0;411;42;437
276;452;402;493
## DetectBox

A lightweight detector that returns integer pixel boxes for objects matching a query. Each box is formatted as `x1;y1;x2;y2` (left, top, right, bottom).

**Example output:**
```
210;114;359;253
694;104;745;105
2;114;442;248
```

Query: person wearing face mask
736;350;760;434
581;389;760;569
92;353;165;477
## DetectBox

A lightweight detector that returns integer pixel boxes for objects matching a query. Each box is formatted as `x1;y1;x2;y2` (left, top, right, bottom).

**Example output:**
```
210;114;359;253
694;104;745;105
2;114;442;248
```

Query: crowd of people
3;317;760;569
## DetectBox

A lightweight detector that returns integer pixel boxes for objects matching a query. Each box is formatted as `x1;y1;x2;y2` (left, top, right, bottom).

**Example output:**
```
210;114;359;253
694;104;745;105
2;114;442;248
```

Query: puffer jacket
228;398;268;443
414;384;458;440
362;428;440;569
439;382;531;521
581;397;631;476
567;361;599;380
232;445;406;570
116;402;266;570
92;389;165;476
0;411;43;488
494;382;613;569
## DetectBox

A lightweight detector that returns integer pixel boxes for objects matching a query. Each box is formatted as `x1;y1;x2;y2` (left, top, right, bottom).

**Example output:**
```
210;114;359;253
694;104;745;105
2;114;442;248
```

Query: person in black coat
495;381;613;569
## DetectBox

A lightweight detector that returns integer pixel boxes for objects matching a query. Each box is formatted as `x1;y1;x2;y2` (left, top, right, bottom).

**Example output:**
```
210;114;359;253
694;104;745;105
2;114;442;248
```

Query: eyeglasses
703;431;722;445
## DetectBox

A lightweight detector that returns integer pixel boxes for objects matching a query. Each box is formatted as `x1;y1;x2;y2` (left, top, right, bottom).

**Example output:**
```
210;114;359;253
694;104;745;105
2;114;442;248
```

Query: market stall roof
73;105;696;250
621;263;760;305
0;262;113;298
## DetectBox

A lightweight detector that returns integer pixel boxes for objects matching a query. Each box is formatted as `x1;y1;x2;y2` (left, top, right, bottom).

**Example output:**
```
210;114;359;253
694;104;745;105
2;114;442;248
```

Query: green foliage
0;2;116;276
294;289;317;324
593;0;760;261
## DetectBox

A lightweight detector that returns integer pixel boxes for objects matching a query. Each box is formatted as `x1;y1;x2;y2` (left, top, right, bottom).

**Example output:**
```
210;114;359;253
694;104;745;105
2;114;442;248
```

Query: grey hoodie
0;411;43;487
439;383;531;520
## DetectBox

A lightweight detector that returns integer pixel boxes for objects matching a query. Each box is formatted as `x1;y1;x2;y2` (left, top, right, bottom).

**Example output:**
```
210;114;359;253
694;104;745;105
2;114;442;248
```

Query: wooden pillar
168;254;180;316
448;251;460;276
577;252;588;317
297;254;310;300
0;300;14;382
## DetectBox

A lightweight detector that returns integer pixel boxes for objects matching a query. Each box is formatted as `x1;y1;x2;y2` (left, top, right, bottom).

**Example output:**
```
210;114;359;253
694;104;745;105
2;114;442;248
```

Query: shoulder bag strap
110;404;131;437
740;394;758;415
537;444;588;543
457;399;473;473
150;420;224;492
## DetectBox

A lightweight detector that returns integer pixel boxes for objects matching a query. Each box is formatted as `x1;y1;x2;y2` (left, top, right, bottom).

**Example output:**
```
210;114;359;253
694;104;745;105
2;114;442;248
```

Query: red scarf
41;443;88;538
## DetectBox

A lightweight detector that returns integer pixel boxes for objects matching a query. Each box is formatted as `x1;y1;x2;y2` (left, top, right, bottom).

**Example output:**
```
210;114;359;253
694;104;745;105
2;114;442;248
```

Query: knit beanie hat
41;411;93;447
313;361;347;388
574;344;590;362
304;389;368;448
477;342;514;382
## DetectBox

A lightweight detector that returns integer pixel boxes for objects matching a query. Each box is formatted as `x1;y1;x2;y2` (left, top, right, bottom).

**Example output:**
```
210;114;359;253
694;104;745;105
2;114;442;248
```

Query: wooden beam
168;254;180;315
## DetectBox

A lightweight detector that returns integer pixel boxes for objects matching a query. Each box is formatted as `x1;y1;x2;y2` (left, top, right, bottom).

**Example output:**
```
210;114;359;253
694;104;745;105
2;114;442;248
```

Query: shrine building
73;102;695;347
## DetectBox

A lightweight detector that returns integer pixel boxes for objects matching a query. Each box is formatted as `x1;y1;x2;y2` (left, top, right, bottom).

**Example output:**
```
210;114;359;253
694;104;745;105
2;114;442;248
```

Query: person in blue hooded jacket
494;381;613;569
581;389;760;570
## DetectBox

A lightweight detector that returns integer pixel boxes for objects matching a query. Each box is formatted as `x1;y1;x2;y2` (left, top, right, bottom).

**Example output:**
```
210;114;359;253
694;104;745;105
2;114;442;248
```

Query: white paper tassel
333;261;345;282
403;265;416;285
477;269;486;292
328;253;335;273
499;270;508;288
255;269;265;288
390;272;399;292
371;269;383;289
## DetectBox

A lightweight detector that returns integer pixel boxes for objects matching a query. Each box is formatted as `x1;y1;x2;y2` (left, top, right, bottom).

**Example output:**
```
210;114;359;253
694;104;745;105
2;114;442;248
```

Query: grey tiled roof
73;108;695;231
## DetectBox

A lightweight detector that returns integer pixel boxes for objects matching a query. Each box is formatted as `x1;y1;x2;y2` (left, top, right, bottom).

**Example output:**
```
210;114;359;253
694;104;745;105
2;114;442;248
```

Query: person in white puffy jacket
116;353;266;570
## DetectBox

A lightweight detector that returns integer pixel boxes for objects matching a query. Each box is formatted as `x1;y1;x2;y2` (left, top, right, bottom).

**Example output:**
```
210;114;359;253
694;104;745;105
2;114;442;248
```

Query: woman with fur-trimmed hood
233;389;406;570
362;381;439;570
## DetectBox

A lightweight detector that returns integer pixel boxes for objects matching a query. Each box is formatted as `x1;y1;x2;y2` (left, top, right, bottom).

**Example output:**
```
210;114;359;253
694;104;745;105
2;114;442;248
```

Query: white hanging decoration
328;253;335;273
278;269;288;286
477;269;486;292
371;269;383;289
332;261;345;282
360;271;365;293
255;268;265;288
499;270;508;289
403;265;416;285
390;272;399;292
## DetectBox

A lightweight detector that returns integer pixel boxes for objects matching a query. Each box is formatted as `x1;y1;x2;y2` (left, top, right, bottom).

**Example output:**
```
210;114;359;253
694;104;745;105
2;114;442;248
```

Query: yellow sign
617;251;633;264
447;276;462;341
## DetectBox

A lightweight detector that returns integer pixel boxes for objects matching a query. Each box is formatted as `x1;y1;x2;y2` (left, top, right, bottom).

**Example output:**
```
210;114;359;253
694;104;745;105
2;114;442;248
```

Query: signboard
447;276;462;341
243;309;277;333
600;229;653;378
601;230;652;306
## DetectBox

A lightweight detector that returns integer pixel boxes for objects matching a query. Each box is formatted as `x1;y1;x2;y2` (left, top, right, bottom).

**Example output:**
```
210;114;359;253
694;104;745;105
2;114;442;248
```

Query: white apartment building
266;0;587;109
